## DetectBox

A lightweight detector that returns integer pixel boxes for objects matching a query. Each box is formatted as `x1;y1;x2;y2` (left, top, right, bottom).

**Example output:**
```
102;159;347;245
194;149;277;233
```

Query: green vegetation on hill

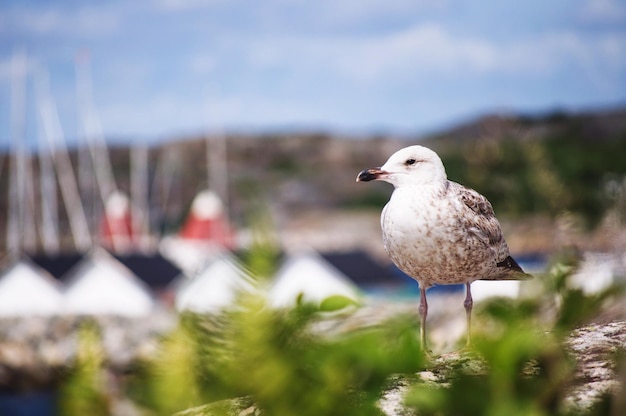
1;108;623;253
435;116;626;226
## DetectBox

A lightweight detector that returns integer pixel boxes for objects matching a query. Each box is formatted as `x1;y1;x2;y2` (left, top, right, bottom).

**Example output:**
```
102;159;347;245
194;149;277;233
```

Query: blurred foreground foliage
58;321;110;416
59;254;624;416
137;297;424;416
405;254;623;416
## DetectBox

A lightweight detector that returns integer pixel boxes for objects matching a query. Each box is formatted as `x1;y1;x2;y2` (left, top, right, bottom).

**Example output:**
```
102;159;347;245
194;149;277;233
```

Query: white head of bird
356;145;447;188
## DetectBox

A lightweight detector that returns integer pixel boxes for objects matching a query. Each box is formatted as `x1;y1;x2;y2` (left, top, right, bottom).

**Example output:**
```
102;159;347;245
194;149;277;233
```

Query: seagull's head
356;145;447;187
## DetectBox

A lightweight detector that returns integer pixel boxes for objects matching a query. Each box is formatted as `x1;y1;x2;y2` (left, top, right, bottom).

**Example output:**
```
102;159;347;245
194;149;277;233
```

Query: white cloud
361;25;619;77
2;0;624;140
5;5;123;38
156;0;230;12
579;0;626;22
234;22;626;86
598;34;626;68
314;0;448;27
0;50;43;84
332;24;498;80
501;31;626;91
189;55;219;74
15;10;61;34
206;93;323;126
499;32;586;73
95;88;333;138
0;56;12;81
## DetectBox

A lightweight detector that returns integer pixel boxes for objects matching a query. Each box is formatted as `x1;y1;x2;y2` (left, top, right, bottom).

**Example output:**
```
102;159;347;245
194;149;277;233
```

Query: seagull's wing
448;181;504;248
448;181;532;279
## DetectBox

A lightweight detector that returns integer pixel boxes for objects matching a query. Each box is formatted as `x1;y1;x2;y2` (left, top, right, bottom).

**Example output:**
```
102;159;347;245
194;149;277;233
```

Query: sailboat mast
6;49;36;254
150;146;180;239
206;130;228;244
36;101;60;254
36;67;91;252
131;142;150;251
76;51;128;252
34;69;60;254
6;52;24;255
206;130;228;209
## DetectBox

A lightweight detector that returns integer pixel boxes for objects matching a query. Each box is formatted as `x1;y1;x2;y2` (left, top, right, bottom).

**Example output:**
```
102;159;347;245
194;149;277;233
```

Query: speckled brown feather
451;181;531;280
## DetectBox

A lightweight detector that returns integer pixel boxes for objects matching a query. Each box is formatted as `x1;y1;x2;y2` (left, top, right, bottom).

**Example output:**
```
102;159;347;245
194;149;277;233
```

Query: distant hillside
0;106;624;252
423;107;626;226
422;107;626;147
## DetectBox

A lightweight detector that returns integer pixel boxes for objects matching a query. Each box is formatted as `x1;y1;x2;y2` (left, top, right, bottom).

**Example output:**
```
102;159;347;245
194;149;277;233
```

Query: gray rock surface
565;320;626;412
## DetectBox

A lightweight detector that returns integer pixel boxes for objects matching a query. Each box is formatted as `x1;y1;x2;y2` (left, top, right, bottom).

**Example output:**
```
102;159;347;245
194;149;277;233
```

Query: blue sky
1;0;625;147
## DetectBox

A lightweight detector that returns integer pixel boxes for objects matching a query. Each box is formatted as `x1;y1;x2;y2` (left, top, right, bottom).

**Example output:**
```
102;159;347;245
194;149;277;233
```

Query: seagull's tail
484;255;533;280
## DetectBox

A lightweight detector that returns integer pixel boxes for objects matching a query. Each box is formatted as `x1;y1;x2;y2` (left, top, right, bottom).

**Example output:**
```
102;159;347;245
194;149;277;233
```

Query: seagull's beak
356;167;387;182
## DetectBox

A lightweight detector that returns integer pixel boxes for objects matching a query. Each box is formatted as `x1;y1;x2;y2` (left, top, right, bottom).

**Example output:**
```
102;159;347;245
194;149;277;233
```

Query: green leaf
319;295;359;312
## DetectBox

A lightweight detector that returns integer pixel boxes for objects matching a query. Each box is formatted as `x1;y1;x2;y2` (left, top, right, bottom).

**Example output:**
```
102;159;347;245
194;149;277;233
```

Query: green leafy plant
58;321;110;416
404;254;623;416
131;294;424;416
58;249;622;416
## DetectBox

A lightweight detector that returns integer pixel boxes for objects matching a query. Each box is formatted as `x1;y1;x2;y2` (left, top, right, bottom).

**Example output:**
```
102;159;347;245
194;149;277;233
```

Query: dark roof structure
28;250;181;290
29;252;84;280
321;250;467;295
113;253;182;290
321;250;408;287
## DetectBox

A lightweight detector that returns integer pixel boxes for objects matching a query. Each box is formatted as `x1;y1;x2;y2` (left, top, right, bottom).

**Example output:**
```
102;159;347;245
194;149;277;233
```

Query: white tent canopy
571;252;623;294
175;254;256;314
0;259;64;316
268;250;361;308
159;236;226;275
63;248;154;316
470;280;521;303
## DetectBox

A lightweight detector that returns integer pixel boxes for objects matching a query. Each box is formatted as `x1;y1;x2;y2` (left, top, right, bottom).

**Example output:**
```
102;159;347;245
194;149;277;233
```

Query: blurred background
0;1;625;414
1;0;625;255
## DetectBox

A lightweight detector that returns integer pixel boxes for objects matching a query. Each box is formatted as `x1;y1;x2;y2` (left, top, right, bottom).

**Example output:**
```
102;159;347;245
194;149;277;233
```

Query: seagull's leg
464;282;473;347
418;285;429;352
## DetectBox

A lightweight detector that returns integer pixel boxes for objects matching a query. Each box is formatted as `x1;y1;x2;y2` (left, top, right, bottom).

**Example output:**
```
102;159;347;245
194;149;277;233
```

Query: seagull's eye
405;158;417;166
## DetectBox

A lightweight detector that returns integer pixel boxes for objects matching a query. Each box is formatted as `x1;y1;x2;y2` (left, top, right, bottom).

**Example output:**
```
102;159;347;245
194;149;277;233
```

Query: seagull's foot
454;332;474;354
446;343;480;360
457;343;473;354
430;341;476;361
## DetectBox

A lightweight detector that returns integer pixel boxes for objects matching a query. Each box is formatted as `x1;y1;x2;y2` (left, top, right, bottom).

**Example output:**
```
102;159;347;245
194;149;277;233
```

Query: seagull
356;145;531;351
